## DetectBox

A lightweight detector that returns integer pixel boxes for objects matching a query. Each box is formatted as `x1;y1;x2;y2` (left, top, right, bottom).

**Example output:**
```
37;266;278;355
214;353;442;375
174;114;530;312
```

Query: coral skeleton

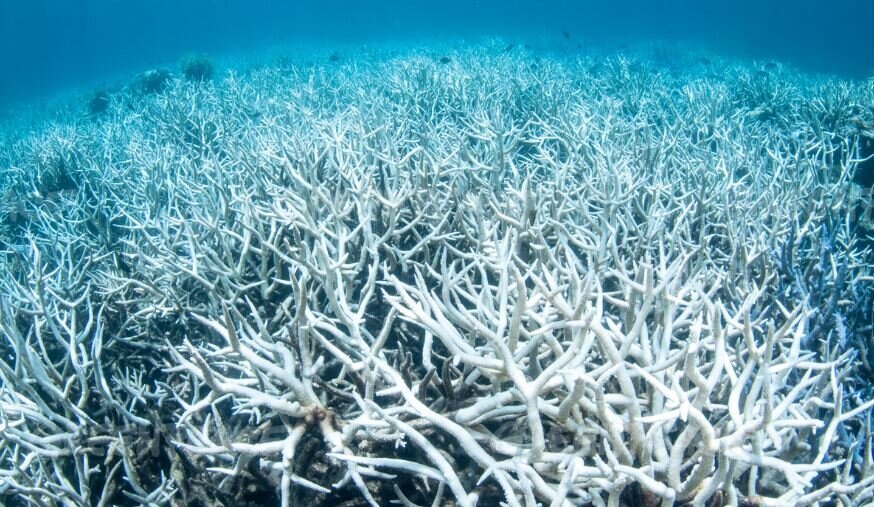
1;42;873;506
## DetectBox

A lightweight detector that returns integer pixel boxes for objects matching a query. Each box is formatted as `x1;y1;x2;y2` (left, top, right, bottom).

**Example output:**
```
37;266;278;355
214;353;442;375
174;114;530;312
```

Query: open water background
1;0;873;109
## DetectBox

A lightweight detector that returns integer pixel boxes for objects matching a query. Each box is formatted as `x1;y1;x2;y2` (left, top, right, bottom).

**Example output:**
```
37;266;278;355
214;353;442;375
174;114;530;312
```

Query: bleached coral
1;43;873;506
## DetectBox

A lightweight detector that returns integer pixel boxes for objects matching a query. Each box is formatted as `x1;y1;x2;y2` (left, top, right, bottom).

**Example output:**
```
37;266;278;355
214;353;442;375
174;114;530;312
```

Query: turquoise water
2;0;873;108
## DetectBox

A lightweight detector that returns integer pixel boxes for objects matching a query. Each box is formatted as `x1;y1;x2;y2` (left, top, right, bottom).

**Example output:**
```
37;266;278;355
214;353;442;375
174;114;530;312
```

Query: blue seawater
1;0;873;108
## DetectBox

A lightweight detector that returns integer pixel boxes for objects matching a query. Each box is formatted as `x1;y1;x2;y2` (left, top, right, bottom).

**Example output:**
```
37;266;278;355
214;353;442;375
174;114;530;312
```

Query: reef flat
1;41;873;506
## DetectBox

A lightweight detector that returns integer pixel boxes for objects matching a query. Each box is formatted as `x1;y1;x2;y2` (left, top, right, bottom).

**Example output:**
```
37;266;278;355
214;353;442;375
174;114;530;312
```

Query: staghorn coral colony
1;42;873;507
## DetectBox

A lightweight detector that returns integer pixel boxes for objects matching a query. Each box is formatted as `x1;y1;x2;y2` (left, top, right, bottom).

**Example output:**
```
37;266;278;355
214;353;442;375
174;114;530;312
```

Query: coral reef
87;89;112;116
134;67;173;94
180;54;215;82
1;43;873;506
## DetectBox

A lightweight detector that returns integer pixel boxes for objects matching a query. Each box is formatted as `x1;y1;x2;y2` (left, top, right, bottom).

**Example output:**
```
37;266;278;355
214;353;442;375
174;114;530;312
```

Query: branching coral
1;43;873;506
